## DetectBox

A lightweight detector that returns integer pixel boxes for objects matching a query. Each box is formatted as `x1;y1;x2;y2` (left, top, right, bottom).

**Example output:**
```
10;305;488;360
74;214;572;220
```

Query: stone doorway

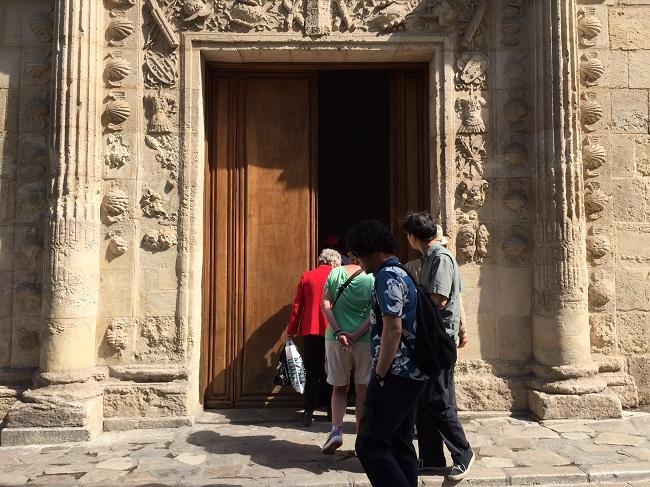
201;63;430;408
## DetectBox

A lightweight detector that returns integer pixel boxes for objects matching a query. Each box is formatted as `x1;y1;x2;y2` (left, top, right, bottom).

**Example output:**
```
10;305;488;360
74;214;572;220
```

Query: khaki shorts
325;339;373;386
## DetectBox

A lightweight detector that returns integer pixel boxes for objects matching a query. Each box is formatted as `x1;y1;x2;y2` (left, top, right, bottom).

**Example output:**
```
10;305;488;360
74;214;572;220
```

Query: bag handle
332;268;363;309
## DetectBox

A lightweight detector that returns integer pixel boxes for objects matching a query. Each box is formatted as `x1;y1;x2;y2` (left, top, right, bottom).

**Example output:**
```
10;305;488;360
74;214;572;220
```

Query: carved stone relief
580;53;604;87
144;92;177;134
106;318;131;356
105;52;132;88
24;57;51;86
104;92;132;132
502;226;528;263
24;90;50;131
503;180;528;218
584;181;610;221
104;134;132;170
577;7;602;48
583;136;606;179
145;134;180;185
457;179;488;210
589;271;614;311
108;236;128;258
107;12;136;46
28;13;54;43
140;189;176;222
580;92;604;132
102;186;130;225
586;226;612;266
500;0;522;47
141;228;178;252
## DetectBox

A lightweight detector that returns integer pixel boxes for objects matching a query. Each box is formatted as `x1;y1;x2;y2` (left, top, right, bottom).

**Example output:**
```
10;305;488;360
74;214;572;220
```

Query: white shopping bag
285;339;306;395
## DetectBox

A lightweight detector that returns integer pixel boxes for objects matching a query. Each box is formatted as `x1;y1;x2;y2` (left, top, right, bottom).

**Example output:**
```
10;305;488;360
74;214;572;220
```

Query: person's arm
322;288;343;335
350;317;371;341
458;294;469;348
375;315;402;378
286;276;305;337
427;255;453;309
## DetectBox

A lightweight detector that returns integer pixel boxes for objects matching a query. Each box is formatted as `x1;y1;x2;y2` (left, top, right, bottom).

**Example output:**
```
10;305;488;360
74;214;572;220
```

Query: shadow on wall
0;0;55;379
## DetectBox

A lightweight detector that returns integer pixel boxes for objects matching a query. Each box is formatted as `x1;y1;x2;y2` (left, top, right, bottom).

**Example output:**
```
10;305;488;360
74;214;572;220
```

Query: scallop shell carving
578;8;602;47
105;53;131;87
105;92;131;131
583;138;606;177
580;97;603;130
29;15;53;43
503;188;528;211
580;54;605;87
25;60;51;84
584;182;609;221
503;142;527;166
502;234;528;261
107;15;135;46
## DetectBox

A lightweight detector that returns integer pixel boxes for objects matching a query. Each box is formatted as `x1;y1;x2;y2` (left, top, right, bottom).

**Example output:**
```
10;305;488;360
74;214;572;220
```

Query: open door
203;71;317;408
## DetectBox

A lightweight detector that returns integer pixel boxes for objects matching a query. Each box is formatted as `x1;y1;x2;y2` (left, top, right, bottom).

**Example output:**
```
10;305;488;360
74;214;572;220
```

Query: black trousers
356;375;425;487
416;368;472;467
302;335;331;412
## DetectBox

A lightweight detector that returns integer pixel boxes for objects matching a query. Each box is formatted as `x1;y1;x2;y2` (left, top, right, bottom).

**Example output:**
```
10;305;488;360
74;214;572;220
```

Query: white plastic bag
285;339;306;394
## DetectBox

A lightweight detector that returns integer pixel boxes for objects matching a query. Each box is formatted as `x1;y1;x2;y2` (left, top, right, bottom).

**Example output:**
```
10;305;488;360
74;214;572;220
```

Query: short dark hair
346;220;398;257
403;212;437;242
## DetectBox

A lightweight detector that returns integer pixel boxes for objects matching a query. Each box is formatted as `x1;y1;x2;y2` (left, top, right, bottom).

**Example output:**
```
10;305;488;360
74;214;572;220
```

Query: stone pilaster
1;0;104;446
529;0;621;419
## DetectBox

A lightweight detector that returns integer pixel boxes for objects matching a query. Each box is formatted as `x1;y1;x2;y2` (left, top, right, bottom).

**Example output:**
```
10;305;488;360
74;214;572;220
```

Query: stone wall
580;1;650;405
0;0;53;412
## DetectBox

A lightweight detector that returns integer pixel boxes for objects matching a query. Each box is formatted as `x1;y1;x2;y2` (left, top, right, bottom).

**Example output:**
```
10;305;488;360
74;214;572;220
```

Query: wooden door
203;71;316;408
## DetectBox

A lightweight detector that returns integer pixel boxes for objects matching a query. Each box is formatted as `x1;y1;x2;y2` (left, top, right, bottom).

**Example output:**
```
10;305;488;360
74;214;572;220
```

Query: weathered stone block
628;356;650;403
528;390;622;419
610;7;650;50
6;401;86;428
618;224;650;266
617;312;649;355
456;372;528;411
590;313;617;354
610;90;649;133
616;269;650;312
629;50;650;88
497;315;533;362
0;317;10;365
602;49;629;89
103;382;190;419
613;178;648;222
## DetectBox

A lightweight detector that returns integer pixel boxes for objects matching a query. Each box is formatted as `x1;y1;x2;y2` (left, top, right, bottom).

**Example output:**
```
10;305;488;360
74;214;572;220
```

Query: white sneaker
321;430;343;455
447;450;475;481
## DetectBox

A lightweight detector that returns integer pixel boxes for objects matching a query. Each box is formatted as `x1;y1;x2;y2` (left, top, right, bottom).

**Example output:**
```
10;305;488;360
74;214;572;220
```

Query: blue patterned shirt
370;257;426;381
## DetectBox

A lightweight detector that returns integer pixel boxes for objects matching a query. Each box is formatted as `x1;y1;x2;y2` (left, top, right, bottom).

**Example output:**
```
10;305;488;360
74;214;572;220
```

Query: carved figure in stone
145;92;177;134
580;53;605;87
583;137;606;178
501;0;521;47
586;227;612;266
144;50;178;88
183;0;214;28
456;95;486;134
140;189;170;219
142;228;178;252
455;207;477;225
457;0;488;50
456;225;476;264
105;52;132;87
107;12;135;46
145;0;180;48
18;329;39;351
282;0;305;31
455;52;488;91
227;0;281;31
108;236;128;258
25;91;50;130
503;183;528;215
584;181;609;221
578;7;602;47
589;271;613;311
503;141;527;167
145;134;180;182
105;92;131;132
102;186;129;224
25;58;51;85
456;135;485;179
457;179;488;209
104;134;132;170
475;224;489;263
106;318;130;356
364;0;418;32
108;0;136;8
502;227;528;263
419;0;454;29
580;92;603;132
29;13;54;43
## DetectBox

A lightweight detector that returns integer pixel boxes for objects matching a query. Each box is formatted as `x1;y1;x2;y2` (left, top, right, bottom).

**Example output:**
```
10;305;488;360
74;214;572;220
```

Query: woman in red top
287;248;341;426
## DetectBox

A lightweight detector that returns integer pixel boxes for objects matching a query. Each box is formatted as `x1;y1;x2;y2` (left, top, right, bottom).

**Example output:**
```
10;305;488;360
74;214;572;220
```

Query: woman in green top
320;255;375;454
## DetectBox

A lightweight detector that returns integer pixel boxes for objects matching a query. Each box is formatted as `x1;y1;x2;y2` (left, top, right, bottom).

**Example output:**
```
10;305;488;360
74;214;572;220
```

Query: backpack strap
332;268;363;309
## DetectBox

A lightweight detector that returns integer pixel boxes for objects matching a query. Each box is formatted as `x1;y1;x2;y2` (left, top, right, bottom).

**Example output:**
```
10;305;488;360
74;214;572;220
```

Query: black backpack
375;261;457;377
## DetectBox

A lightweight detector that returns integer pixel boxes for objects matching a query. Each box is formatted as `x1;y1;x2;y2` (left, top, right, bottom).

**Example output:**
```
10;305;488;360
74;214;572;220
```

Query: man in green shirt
320;257;374;454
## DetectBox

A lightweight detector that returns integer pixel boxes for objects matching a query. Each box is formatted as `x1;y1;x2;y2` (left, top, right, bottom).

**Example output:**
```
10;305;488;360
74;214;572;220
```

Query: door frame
201;63;431;408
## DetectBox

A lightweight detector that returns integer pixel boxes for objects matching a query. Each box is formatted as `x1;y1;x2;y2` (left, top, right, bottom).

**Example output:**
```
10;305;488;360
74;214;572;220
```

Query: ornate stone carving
18;329;40;351
144;92;177;134
140;189;172;220
145;0;180;48
183;0;214;28
24;91;50;130
457;179;488;209
106;318;130;356
109;0;136;8
503;180;528;215
456;95;486;134
584;182;609;221
107;12;135;46
456;225;476;264
144;51;178;88
455;52;488;91
108;236;128;258
582;137;606;179
104;92;131;132
501;0;522;47
145;134;180;183
102;186;129;225
580;52;604;87
475;224;489;263
14;281;42;312
504;90;528;129
29;13;54;43
586;227;612;266
577;7;602;48
105;52;131;88
25;58;51;85
104;134;132;170
503;141;527;167
456;135;485;179
580;92;603;132
141;228;178;252
589;271;613;311
502;226;528;263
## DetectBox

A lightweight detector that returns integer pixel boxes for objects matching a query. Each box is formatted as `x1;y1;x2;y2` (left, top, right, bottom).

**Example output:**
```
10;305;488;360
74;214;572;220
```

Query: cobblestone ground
1;410;650;486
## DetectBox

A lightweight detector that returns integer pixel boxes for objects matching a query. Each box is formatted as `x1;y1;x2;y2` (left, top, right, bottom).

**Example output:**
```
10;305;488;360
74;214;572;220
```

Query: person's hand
337;332;356;351
457;331;468;348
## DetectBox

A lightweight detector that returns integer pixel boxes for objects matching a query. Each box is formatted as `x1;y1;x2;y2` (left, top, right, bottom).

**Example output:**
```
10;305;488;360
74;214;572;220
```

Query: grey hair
319;248;342;267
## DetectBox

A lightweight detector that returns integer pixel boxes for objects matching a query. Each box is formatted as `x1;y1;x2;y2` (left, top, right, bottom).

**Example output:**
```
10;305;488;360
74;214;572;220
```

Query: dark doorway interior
317;70;391;252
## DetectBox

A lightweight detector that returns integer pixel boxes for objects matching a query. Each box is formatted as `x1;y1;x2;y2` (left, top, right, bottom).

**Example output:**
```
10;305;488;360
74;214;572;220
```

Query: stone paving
1;410;650;486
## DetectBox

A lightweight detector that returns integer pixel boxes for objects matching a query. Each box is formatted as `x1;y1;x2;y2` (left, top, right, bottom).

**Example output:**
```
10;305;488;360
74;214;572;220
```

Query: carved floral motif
502;227;528;263
457;179;488;209
104;134;132;169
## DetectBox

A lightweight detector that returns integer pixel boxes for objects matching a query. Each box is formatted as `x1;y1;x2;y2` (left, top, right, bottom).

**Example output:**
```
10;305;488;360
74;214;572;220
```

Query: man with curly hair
347;220;426;487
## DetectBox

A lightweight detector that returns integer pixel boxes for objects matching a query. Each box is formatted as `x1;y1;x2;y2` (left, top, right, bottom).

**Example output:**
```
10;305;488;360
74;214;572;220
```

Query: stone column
529;0;621;419
1;0;104;445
